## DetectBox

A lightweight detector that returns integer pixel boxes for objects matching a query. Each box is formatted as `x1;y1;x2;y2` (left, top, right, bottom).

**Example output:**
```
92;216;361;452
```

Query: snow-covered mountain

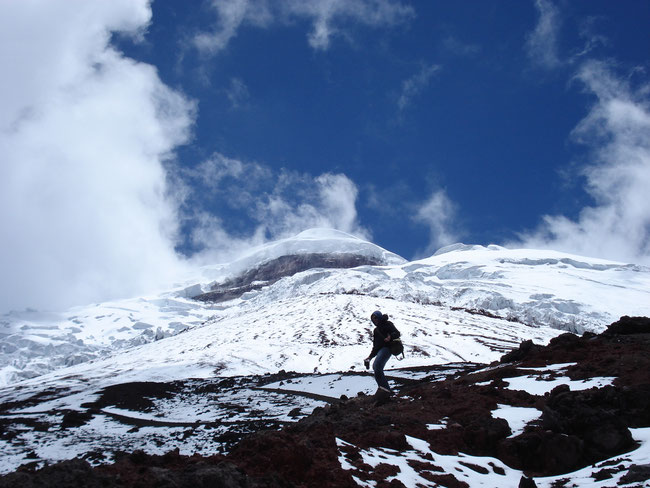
1;228;650;481
1;228;648;387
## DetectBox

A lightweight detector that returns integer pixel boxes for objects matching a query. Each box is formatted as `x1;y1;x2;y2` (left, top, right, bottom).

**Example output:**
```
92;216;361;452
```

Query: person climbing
364;310;401;396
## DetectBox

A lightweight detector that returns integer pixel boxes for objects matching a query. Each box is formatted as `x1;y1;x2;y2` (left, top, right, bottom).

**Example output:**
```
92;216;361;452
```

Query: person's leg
372;347;392;391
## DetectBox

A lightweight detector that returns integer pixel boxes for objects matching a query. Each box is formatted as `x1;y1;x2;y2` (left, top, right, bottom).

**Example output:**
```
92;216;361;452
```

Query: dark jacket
369;315;400;359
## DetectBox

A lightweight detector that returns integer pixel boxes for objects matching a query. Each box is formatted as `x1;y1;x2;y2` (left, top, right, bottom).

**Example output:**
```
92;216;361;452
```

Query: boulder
603;316;650;335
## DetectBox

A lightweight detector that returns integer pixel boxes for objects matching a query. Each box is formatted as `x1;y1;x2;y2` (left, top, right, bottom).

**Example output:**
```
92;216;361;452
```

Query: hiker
364;310;401;395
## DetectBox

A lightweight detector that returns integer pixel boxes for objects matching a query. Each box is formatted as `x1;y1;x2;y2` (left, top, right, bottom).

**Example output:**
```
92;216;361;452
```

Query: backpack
389;338;404;359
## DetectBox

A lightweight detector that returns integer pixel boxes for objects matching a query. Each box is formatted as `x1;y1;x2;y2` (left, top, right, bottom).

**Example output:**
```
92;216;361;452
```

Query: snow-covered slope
4;295;559;391
1;229;649;387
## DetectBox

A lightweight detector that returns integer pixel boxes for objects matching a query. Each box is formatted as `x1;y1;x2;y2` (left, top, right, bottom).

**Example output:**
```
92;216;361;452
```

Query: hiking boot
374;387;392;405
374;386;392;398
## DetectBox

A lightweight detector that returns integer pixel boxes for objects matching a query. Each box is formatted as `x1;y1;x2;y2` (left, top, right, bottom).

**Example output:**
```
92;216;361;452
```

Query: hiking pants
373;346;392;391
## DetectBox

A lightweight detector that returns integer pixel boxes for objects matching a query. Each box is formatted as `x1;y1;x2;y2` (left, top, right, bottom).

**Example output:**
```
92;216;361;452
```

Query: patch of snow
338;435;523;487
521;362;577;372
492;404;541;437
503;375;616;395
262;374;379;398
426;418;448;430
338;429;650;488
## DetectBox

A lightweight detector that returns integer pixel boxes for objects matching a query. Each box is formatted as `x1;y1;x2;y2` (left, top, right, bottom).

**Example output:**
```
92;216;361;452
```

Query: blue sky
117;0;649;259
1;0;649;312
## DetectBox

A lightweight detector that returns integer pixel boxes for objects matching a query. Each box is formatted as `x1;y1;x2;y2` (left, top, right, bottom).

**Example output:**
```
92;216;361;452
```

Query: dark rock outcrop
194;253;383;303
542;386;634;458
620;463;650;484
499;339;542;363
603;315;650;335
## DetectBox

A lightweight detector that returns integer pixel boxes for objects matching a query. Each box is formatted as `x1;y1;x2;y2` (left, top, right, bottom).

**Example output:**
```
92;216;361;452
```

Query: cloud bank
194;0;414;54
517;61;650;265
0;1;195;313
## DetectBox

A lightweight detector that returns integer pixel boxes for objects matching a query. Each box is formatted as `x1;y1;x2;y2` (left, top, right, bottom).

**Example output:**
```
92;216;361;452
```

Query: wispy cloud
525;0;562;70
193;0;414;55
225;77;251;109
526;2;611;71
177;153;370;263
568;17;609;63
283;0;415;50
397;63;440;112
516;61;650;264
412;189;461;257
193;0;267;55
0;1;195;313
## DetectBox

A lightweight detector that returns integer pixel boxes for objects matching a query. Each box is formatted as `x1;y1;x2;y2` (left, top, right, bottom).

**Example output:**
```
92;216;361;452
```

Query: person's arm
365;331;380;367
368;329;381;359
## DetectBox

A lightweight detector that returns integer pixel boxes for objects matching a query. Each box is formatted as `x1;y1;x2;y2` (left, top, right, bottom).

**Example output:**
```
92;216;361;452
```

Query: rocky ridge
193;253;384;303
2;316;649;487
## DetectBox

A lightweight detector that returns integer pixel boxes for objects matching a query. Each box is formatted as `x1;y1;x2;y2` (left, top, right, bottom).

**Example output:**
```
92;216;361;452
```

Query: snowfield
1;229;649;387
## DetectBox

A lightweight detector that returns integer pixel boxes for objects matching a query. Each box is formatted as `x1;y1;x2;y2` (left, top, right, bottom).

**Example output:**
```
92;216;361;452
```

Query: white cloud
187;152;266;190
260;172;368;237
525;0;562;70
194;0;414;54
516;61;650;264
413;189;460;257
0;1;195;313
526;2;611;70
397;63;440;112
316;174;362;234
179;153;370;263
194;0;263;55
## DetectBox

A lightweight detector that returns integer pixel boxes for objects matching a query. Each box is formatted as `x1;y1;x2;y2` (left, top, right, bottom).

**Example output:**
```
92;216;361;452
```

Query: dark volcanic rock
100;450;293;488
0;459;110;488
60;410;94;429
84;381;179;411
542;386;635;459
194;253;383;303
498;430;585;474
620;463;650;484
603;315;650;335
462;415;511;455
518;476;538;488
548;332;583;350
500;339;542;363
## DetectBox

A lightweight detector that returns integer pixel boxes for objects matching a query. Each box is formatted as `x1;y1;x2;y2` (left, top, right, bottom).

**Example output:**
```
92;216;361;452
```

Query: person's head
371;310;383;325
